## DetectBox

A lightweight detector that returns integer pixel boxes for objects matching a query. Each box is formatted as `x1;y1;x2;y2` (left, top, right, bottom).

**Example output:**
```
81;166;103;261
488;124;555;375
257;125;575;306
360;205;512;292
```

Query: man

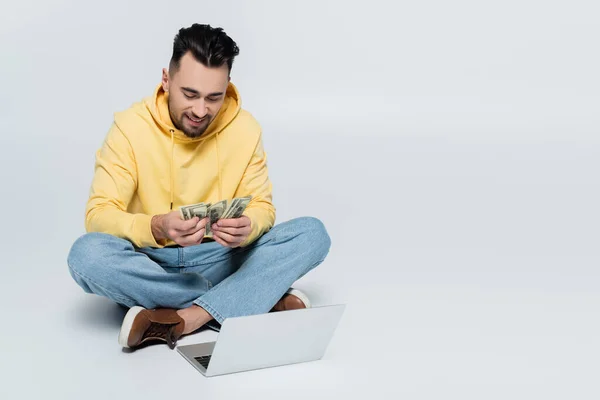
67;24;331;350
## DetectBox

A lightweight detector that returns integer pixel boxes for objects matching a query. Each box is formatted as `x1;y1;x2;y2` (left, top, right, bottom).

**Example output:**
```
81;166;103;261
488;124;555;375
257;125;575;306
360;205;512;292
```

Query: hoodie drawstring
215;133;222;200
169;129;174;210
168;130;221;211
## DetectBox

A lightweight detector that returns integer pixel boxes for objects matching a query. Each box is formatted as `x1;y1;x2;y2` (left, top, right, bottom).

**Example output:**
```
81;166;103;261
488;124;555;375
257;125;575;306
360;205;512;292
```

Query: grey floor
2;1;600;396
3;130;599;399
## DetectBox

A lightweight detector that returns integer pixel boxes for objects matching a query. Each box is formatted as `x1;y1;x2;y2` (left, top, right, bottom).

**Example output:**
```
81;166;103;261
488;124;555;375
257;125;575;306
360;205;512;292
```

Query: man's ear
162;68;170;92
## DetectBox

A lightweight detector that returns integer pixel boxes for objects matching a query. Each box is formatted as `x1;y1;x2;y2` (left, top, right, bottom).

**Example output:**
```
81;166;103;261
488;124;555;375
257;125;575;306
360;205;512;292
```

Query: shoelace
144;322;178;349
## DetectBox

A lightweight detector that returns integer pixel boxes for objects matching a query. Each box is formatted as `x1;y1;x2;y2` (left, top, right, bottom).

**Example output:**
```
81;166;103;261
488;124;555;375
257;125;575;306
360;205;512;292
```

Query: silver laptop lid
205;304;345;376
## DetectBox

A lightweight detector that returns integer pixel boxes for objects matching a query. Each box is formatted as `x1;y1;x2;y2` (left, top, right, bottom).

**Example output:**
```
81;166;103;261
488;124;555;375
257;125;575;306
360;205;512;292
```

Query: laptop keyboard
194;355;212;369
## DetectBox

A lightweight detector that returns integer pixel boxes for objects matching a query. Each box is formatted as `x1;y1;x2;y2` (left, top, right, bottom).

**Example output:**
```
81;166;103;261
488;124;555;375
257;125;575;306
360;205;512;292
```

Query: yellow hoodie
85;82;275;248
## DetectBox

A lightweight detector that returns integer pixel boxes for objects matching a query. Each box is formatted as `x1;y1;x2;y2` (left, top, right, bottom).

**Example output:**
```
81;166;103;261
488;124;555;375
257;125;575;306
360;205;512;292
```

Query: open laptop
177;304;345;377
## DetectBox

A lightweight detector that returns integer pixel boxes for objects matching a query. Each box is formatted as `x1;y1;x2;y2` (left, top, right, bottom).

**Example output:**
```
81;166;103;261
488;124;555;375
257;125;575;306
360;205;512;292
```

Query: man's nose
192;100;208;117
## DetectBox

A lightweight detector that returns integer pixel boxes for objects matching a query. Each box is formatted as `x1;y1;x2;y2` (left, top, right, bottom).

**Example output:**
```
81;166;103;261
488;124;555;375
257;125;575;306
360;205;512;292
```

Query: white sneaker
271;288;311;311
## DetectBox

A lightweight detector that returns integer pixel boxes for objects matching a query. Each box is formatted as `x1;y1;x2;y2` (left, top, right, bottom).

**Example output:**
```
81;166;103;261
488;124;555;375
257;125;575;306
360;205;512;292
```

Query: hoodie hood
144;81;242;143
135;82;242;210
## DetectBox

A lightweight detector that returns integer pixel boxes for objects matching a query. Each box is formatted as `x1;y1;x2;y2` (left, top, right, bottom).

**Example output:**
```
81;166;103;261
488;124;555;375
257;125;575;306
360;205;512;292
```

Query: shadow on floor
68;296;128;332
68;296;220;352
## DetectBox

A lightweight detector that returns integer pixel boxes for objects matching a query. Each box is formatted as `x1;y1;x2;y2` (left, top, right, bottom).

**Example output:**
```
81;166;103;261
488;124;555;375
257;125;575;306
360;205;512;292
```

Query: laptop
177;304;345;377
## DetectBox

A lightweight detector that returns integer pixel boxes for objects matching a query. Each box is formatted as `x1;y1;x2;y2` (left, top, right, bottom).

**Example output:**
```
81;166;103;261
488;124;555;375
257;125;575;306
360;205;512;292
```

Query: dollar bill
180;196;252;239
221;195;252;219
205;199;227;238
179;202;210;220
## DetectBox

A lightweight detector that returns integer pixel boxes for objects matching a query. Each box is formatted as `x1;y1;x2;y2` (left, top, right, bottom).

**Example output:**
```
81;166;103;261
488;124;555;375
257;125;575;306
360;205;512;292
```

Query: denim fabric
67;217;331;323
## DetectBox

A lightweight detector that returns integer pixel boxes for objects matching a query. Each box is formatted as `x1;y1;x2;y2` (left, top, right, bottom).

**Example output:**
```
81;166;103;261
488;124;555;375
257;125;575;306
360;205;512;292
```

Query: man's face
162;52;230;138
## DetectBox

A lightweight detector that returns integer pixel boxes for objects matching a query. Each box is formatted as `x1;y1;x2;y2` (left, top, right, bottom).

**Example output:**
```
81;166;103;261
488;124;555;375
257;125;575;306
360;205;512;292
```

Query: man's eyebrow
181;87;224;97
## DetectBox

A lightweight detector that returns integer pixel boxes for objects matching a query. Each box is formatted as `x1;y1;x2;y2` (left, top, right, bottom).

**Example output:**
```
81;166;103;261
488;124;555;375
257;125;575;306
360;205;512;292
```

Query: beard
168;103;213;138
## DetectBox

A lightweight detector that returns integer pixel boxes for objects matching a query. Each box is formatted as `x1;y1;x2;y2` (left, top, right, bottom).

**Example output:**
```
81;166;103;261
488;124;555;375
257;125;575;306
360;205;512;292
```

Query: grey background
1;0;599;398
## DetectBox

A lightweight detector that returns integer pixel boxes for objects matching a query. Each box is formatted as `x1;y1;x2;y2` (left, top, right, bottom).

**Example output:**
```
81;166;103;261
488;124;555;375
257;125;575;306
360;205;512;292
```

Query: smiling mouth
187;114;206;124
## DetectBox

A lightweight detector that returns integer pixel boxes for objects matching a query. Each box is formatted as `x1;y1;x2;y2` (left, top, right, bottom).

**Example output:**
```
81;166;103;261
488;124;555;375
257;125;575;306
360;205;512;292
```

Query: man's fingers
212;233;231;247
212;225;245;236
213;230;237;244
175;216;200;231
216;217;249;228
179;227;205;247
196;217;209;230
175;216;209;235
175;225;200;236
214;231;244;248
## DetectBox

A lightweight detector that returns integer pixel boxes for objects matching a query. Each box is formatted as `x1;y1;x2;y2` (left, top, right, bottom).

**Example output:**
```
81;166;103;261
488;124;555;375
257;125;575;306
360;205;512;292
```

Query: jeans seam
193;299;225;323
253;232;275;248
67;261;134;307
180;234;274;267
181;254;233;267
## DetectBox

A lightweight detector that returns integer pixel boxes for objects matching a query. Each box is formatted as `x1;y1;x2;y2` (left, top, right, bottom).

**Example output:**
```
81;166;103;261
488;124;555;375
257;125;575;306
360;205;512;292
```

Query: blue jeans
67;217;331;324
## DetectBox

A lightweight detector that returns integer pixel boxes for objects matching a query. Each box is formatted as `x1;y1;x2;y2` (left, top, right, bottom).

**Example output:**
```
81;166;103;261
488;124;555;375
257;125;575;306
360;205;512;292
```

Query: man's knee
67;232;127;275
67;232;136;297
284;216;332;264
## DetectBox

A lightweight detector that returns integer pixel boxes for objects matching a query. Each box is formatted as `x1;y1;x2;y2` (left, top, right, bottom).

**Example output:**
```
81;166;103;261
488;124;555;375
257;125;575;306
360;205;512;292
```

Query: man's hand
151;211;208;247
211;216;252;248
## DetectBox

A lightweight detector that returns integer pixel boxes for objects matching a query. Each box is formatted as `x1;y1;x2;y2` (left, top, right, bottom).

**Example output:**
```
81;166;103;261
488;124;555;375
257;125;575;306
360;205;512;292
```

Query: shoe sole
287;288;311;308
118;306;145;348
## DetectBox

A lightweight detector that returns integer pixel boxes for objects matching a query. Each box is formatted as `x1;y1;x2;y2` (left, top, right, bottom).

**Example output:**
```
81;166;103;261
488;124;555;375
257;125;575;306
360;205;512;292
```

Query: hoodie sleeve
85;123;162;248
236;135;276;247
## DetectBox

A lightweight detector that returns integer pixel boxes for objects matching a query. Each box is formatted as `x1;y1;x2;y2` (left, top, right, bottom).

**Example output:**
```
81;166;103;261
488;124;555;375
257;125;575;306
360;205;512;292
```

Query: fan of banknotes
179;195;252;238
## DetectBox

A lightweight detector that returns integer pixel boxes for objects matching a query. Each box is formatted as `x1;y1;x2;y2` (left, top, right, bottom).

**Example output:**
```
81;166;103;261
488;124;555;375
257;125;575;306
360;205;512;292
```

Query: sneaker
118;306;185;349
271;288;312;312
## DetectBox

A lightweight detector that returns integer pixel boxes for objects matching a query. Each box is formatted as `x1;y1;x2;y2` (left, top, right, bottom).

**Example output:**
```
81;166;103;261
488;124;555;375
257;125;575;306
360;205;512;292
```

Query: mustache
187;112;210;120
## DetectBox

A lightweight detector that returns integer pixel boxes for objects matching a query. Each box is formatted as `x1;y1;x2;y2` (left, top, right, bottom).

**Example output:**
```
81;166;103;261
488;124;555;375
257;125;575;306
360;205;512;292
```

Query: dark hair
169;24;240;74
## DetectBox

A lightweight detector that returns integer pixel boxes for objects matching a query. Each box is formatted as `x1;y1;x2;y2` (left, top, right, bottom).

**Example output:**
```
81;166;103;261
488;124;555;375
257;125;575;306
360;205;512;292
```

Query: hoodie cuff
239;207;268;247
132;213;165;248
